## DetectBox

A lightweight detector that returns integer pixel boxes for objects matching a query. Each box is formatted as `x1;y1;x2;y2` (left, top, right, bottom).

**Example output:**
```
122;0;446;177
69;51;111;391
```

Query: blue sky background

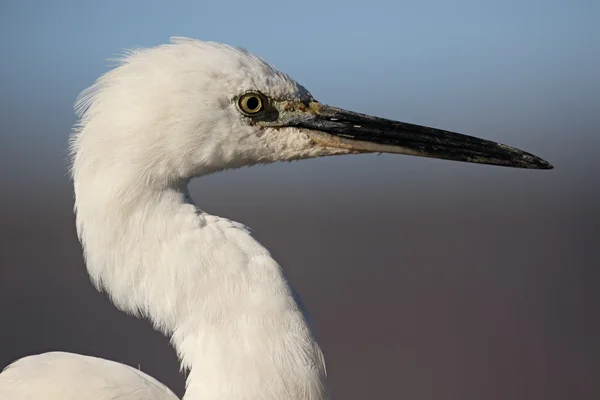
1;0;599;191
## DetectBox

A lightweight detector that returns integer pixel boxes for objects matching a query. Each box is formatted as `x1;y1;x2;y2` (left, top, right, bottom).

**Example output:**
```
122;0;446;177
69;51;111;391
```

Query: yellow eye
238;92;265;115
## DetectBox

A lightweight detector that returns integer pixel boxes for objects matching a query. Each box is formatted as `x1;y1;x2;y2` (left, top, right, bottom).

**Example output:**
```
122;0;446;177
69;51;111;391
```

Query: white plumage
0;37;551;400
0;352;178;399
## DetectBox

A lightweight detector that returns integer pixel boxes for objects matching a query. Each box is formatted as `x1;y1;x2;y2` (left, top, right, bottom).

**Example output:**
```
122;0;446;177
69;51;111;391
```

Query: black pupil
246;96;260;111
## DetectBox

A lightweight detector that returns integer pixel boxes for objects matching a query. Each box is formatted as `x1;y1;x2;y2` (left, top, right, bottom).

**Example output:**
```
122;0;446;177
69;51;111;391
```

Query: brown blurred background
1;2;599;399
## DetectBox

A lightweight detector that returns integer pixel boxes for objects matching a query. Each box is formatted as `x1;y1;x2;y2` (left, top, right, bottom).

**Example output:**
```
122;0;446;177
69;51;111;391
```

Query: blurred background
1;1;598;399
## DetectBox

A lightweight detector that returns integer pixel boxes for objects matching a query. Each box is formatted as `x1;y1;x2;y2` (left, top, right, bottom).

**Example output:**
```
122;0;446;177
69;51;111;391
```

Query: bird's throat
74;178;329;400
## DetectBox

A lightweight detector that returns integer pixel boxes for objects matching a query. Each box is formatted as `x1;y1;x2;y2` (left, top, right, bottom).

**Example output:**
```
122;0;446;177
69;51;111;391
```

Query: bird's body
0;352;178;400
0;38;551;399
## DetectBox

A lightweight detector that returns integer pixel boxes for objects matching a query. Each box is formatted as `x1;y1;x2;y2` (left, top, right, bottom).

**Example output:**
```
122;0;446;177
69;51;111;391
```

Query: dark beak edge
285;104;553;170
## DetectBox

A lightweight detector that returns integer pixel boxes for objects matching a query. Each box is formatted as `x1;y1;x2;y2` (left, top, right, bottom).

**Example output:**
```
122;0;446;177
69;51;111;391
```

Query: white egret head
71;37;551;189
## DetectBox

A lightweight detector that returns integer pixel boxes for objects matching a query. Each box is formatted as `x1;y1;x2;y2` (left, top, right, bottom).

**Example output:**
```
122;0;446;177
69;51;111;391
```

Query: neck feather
73;167;328;400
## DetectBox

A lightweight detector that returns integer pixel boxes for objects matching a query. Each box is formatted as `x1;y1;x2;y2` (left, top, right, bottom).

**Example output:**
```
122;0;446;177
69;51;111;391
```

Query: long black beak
280;103;553;169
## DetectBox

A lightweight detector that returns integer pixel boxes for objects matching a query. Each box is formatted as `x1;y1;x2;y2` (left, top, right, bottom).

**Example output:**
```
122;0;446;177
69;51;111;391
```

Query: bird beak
272;101;553;169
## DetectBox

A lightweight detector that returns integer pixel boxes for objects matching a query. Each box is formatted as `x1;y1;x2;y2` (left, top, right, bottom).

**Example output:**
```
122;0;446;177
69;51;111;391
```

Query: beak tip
524;154;554;170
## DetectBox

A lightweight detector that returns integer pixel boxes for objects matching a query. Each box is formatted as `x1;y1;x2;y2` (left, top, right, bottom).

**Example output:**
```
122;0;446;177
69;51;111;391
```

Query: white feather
1;38;331;400
0;352;178;400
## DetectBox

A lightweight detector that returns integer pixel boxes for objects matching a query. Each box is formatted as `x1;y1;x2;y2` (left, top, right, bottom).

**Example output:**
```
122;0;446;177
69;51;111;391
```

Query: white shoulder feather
0;352;178;400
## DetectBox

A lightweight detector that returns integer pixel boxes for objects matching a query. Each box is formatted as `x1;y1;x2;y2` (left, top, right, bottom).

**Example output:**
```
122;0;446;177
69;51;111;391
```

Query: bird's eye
238;92;265;115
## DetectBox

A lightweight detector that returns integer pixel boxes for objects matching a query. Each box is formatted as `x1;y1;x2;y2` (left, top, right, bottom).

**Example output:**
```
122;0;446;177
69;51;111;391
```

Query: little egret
0;37;552;400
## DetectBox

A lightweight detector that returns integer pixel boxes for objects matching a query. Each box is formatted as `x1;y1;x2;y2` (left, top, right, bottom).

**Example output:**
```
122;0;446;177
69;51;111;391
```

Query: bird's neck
73;173;328;400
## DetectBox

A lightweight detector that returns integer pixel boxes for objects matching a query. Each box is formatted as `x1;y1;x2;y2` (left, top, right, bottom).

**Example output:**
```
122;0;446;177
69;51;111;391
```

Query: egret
0;37;552;400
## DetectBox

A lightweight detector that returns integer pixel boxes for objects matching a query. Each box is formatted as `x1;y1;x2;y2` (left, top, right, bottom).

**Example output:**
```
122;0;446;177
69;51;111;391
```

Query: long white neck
72;164;328;400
